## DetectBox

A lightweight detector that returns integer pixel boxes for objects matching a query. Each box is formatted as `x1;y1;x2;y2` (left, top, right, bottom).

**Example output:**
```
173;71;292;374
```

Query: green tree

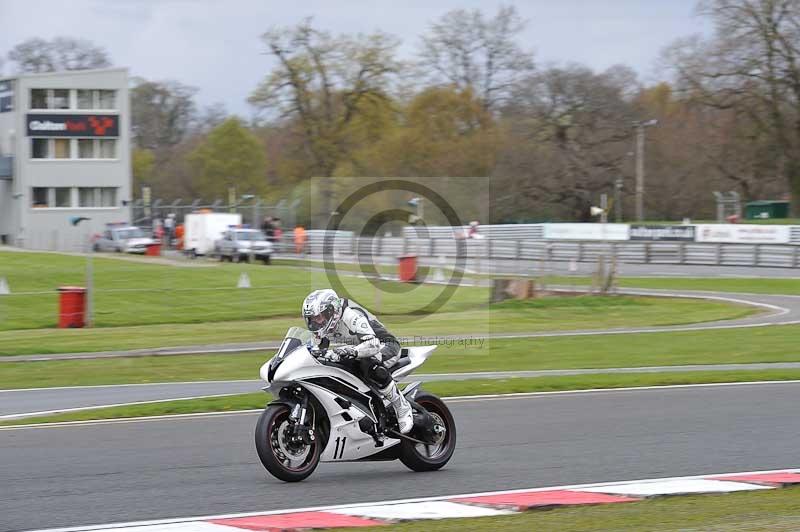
189;118;267;199
355;86;498;178
131;149;155;196
249;19;400;225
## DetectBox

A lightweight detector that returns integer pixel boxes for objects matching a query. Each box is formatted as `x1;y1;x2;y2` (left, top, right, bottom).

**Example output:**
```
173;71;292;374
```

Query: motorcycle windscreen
265;327;316;381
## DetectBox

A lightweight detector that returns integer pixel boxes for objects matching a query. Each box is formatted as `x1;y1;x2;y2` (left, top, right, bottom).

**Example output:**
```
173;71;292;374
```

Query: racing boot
380;381;413;434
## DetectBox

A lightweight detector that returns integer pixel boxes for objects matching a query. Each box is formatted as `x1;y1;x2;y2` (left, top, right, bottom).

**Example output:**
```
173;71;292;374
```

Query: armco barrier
303;232;800;268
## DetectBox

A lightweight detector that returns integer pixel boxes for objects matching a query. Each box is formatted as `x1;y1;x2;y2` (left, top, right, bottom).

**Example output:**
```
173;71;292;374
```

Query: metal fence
131;198;300;229
304;234;800;268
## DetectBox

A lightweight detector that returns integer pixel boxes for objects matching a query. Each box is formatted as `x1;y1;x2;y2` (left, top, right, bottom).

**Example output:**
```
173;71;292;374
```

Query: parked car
215;228;273;264
94;224;156;254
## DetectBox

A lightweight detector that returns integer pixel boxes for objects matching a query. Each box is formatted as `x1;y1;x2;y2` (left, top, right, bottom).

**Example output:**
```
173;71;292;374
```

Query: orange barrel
145;243;161;256
397;255;418;282
57;286;86;328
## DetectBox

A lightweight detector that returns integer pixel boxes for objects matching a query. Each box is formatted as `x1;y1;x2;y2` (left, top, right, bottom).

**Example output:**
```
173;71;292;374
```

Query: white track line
0;380;261;394
0;392;247;421
25;467;800;532
2;380;799;431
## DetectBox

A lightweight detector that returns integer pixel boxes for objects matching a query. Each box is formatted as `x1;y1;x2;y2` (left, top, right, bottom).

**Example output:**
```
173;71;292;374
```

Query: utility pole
634;119;658;222
615;177;623;223
70;216;93;327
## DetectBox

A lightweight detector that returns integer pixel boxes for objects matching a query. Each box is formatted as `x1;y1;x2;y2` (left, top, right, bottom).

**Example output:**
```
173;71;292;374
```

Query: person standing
261;216;275;242
164;214;176;248
294;225;307;255
272;218;283;251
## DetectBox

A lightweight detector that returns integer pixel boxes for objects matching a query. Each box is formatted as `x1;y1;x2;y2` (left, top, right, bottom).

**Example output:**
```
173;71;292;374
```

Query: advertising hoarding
695;224;791;244
26;114;119;137
543;223;630;241
629;225;695;241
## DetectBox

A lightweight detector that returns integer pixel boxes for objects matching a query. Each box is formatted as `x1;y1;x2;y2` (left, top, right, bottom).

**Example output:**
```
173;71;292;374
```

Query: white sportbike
256;327;456;482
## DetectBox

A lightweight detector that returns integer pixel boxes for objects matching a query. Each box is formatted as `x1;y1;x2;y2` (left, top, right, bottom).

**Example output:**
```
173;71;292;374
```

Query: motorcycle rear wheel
399;392;456;472
255;404;320;482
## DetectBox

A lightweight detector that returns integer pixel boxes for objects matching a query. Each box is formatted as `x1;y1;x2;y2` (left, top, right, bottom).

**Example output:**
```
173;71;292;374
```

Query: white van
183;212;242;257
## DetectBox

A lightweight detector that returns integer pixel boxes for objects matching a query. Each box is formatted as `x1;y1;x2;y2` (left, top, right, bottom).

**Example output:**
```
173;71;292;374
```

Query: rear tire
255;404;320;482
399;392;456;472
263;255;271;265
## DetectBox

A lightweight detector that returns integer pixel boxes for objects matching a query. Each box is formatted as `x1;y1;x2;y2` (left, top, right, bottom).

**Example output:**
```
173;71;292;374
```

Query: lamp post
70;216;93;327
615;176;623;223
634;119;658;222
408;197;423;223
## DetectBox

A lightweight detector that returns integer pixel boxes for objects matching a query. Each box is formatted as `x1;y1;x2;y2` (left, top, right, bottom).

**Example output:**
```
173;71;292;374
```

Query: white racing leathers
319;299;413;433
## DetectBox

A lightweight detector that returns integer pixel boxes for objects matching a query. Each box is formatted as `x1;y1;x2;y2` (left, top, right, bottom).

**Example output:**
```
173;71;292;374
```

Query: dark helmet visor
306;307;334;332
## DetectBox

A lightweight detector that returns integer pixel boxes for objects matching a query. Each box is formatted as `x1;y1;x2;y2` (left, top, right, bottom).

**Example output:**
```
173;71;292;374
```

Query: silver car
94;225;156;254
215;229;273;264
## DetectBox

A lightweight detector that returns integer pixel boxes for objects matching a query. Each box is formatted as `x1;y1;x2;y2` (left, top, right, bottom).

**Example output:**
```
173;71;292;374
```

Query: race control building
0;68;131;250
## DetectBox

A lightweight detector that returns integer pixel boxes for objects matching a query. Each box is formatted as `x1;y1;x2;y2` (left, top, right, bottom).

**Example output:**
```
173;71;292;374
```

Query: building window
32;187;49;207
100;187;117;207
54;187;72;207
98;139;116;159
32;138;49;158
53;138;70;159
78;187;96;207
52;89;70;109
31;138;118;160
77;89;93;109
78;139;95;158
31;89;48;109
30;88;119;110
98;90;116;109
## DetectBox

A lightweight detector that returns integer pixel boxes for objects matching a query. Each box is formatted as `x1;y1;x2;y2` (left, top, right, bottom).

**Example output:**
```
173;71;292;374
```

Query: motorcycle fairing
301;380;401;462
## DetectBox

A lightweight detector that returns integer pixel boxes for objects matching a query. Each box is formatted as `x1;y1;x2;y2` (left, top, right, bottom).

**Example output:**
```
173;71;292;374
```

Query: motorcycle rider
302;289;414;434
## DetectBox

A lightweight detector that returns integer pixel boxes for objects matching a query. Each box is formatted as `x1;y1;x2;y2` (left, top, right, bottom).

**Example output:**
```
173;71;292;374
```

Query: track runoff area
24;469;800;531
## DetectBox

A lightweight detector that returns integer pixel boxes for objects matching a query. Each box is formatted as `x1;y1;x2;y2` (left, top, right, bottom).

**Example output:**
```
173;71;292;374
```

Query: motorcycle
255;327;456;482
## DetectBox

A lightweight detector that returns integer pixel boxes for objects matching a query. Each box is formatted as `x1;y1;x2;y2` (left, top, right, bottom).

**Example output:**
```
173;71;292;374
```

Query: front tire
399;392;456;472
255;404;320;482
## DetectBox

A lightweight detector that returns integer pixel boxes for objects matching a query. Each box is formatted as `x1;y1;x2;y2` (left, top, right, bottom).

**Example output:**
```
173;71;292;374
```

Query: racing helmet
302;289;343;336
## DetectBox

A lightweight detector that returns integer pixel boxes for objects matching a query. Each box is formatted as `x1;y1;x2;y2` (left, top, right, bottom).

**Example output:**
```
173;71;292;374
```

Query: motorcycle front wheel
255;404;320;482
399;391;456;472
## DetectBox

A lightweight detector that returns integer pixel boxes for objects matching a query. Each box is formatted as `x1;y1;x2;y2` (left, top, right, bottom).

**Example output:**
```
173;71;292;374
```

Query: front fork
279;386;316;445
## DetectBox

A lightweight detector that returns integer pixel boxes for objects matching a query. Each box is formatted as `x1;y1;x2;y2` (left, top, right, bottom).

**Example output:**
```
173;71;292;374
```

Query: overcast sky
0;0;711;116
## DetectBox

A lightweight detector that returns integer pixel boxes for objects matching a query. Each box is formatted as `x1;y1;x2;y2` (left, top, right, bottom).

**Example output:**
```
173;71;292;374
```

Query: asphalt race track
2;382;798;531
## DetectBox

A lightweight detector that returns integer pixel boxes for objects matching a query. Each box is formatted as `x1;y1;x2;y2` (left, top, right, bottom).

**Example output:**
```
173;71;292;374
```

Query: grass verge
4;370;800;426
550;276;800;295
0;252;488;330
4;324;800;390
0;294;752;356
332;487;800;531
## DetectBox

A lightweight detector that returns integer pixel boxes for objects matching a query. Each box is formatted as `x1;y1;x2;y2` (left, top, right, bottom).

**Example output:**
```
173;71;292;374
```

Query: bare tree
418;5;534;110
663;0;800;212
7;37;111;73
496;65;638;220
130;78;198;150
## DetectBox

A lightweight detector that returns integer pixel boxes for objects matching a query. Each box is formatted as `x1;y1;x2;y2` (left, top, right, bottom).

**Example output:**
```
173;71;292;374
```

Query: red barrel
57;286;86;328
145;243;161;256
397;255;418;282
